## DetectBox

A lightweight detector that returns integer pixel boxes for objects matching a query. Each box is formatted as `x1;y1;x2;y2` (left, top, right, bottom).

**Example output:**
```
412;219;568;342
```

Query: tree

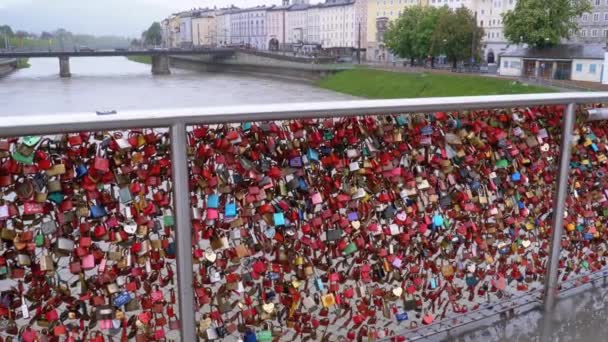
503;0;591;48
431;7;483;69
15;30;28;39
0;25;13;37
40;31;54;40
385;6;444;66
144;22;162;47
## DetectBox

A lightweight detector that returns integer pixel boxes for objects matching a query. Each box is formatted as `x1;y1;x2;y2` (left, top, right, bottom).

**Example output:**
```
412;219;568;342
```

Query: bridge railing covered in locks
0;93;607;342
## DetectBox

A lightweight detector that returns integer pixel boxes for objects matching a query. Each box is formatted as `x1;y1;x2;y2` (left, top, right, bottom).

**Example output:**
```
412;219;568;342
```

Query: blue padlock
90;205;107;219
314;278;324;291
396;312;408;322
430;278;437;289
307;148;319;162
273;213;285;226
432;215;443;228
113;292;132;307
511;172;521;182
76;164;88;178
208;194;219;209
225;202;236;217
244;329;258;342
298;178;308;191
166;241;176;257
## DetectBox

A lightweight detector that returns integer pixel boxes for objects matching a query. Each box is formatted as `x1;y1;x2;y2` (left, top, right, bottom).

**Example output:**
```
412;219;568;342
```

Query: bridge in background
0;48;236;77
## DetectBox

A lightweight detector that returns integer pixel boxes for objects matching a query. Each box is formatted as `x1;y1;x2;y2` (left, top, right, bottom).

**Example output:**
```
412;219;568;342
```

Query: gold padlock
294;255;304;266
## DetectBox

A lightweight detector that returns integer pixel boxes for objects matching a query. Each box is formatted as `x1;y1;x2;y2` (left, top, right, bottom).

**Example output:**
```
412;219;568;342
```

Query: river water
0;57;354;116
1;57;606;342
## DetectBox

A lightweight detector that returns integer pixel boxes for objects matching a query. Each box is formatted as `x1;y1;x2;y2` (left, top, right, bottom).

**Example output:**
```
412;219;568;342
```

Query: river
0;57;354;115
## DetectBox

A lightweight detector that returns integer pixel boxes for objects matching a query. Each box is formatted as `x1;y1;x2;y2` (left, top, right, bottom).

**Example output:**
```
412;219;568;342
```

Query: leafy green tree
503;0;591;48
0;25;13;37
385;6;448;66
144;22;162;47
431;7;483;68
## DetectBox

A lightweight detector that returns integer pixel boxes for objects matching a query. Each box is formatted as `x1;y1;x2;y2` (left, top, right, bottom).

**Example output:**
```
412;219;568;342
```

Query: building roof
500;44;606;60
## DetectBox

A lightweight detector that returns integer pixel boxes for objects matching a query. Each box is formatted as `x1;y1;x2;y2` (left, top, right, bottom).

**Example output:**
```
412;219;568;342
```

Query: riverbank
126;56;152;64
0;59;17;77
16;58;30;69
318;69;554;98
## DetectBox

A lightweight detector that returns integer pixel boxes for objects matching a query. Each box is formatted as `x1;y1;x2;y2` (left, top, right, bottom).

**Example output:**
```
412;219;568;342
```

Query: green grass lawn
318;69;555;98
126;55;152;64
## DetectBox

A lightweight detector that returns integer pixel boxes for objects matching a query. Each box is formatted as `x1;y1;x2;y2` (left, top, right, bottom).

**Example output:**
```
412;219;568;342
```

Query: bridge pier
59;56;71;78
151;55;171;75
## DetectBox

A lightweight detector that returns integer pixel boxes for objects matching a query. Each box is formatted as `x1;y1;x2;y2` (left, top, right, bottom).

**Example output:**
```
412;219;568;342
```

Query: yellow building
192;15;217;47
366;0;427;62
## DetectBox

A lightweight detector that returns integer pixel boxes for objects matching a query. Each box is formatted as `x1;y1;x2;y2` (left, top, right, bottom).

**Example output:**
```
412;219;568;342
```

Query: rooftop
501;44;607;60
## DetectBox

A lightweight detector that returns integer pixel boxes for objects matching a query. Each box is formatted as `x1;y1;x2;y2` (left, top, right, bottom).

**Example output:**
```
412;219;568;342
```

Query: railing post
170;123;196;342
541;102;576;342
543;102;576;311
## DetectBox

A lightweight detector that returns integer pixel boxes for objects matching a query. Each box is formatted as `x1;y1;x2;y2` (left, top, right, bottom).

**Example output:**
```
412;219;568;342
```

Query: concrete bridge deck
0;48;235;59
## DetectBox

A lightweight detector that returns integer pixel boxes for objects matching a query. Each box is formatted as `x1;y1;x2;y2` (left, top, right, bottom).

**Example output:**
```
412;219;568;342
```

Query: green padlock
257;330;272;341
35;230;45;247
22;136;41;147
495;159;509;169
163;215;175;227
48;192;64;204
12;151;34;165
343;242;357;256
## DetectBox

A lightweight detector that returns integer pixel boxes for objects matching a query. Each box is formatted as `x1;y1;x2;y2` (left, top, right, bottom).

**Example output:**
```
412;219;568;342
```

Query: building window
576;64;583;72
590;64;597;74
503;60;508;68
581;29;587;37
594;13;600;21
593;29;599;37
582;14;588;21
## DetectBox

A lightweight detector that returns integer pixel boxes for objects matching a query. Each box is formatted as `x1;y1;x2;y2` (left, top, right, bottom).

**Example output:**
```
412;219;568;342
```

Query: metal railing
2;92;608;341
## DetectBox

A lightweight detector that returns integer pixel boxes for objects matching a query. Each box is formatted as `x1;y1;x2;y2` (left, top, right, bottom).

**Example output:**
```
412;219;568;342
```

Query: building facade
267;4;290;50
354;0;368;54
192;14;217;47
573;0;608;44
474;0;516;63
366;0;424;61
319;0;357;49
179;13;193;48
286;4;311;45
230;7;268;49
216;9;234;46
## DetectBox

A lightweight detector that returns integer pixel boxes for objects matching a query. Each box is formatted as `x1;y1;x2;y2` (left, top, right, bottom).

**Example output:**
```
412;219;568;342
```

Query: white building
216;8;236;46
286;3;311;45
306;5;321;45
319;0;356;50
230;6;268;49
498;44;606;83
267;2;290;50
572;0;608;44
179;12;193;48
427;0;516;63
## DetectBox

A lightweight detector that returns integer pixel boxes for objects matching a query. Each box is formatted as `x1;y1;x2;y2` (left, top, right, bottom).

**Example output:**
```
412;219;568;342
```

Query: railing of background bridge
0;93;608;342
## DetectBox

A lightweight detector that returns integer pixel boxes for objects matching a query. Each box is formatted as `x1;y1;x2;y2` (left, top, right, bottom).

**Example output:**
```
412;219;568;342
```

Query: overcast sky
0;0;281;37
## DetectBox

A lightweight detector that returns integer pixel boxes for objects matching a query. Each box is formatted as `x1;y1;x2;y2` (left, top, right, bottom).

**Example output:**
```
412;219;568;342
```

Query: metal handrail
2;92;607;342
0;92;607;136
